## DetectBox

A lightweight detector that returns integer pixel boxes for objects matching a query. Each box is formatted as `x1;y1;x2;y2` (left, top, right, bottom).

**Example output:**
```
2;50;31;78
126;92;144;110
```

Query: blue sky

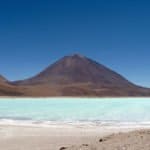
0;0;150;87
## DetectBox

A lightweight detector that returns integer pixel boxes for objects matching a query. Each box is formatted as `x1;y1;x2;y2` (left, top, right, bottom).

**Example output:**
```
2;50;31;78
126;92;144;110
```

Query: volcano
11;54;150;97
14;54;133;87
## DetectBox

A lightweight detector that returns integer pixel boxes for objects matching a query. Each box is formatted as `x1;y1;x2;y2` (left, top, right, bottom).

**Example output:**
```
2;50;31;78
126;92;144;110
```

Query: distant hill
0;75;23;96
9;54;150;97
0;75;7;83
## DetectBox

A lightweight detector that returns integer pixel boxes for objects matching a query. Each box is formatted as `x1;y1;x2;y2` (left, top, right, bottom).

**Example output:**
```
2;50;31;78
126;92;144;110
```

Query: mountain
14;54;132;86
0;75;7;83
0;75;23;96
11;54;150;97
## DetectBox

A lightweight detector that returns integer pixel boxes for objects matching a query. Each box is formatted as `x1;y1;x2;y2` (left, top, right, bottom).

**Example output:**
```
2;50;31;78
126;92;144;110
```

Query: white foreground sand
0;125;149;150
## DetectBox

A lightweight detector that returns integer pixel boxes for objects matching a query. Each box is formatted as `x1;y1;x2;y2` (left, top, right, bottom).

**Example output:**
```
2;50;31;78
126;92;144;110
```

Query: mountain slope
14;54;133;87
0;75;24;96
12;54;150;97
0;75;7;82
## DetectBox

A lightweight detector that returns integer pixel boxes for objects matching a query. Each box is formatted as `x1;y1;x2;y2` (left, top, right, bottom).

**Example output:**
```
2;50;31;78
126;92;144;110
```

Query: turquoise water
0;97;150;126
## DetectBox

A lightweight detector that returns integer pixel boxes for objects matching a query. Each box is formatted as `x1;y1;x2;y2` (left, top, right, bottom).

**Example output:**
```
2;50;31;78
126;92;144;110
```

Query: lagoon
0;97;150;126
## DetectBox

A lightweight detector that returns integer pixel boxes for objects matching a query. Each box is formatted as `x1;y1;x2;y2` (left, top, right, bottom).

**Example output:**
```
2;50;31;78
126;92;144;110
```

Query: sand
0;125;149;150
65;130;150;150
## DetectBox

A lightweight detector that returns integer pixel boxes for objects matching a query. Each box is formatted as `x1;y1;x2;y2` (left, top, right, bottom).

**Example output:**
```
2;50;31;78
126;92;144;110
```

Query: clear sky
0;0;150;87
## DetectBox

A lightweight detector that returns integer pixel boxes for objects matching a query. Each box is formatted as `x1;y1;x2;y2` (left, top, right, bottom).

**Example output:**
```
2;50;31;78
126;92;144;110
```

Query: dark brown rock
59;147;67;150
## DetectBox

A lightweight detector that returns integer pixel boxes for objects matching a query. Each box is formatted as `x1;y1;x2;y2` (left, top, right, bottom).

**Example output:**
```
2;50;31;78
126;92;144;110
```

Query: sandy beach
0;124;149;150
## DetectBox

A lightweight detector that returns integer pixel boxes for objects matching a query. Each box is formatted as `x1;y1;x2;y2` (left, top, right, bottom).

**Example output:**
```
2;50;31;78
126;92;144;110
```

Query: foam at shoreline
0;118;150;128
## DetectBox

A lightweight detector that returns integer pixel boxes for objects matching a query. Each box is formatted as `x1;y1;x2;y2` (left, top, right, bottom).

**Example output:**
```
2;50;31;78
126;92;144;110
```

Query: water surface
0;97;150;126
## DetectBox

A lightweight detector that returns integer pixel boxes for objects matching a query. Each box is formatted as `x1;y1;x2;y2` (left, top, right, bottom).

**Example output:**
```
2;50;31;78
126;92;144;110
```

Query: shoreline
0;96;150;99
1;119;150;128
